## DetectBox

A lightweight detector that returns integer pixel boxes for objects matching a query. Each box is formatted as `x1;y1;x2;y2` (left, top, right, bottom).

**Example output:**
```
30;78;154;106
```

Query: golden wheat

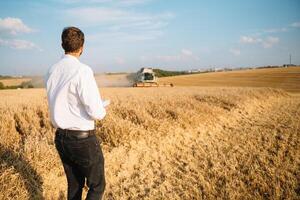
0;78;32;87
0;87;299;200
159;67;300;93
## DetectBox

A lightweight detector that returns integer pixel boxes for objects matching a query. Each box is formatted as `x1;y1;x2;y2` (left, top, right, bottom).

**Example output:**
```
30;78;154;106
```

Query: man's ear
79;46;83;56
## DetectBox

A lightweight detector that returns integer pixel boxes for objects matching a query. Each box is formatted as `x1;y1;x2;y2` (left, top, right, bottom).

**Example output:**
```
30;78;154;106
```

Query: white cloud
61;0;152;6
66;7;131;24
262;36;279;48
240;35;279;48
63;0;111;3
89;30;163;42
291;22;300;28
229;48;241;56
115;0;152;6
253;21;300;36
157;49;199;62
0;17;39;51
0;17;34;35
140;55;148;62
66;7;173;26
240;36;260;44
181;49;193;56
255;21;300;35
0;38;40;50
109;21;168;31
264;27;288;33
115;57;126;65
65;7;174;42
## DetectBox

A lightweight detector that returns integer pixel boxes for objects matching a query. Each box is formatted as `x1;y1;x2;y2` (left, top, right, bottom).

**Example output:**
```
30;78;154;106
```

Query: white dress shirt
45;54;106;130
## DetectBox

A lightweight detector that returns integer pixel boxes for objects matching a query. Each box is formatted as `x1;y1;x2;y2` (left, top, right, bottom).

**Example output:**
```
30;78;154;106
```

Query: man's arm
77;67;106;120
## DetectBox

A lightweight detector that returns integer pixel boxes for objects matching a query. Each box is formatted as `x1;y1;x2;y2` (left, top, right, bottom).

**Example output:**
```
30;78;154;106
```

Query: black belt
57;128;95;139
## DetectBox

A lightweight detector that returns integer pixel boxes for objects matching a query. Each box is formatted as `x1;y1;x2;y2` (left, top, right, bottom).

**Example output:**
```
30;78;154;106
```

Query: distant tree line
0;75;13;79
105;72;128;75
153;69;189;77
0;81;34;90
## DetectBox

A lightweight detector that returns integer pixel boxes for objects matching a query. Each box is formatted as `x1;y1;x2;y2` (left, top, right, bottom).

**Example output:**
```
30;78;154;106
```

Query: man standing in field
45;27;107;200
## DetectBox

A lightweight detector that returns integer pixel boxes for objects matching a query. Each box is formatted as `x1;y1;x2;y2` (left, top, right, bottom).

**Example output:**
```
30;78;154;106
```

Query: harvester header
133;68;173;87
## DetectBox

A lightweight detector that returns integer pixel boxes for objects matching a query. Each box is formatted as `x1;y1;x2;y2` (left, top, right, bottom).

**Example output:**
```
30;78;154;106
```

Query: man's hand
103;100;110;108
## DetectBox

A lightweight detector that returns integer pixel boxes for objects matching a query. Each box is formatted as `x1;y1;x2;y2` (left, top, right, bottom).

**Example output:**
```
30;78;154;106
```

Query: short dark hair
61;27;84;53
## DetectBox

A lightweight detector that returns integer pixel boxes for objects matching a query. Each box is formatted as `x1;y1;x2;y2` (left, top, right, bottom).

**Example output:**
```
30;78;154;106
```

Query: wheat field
0;78;32;87
159;67;300;93
0;87;299;199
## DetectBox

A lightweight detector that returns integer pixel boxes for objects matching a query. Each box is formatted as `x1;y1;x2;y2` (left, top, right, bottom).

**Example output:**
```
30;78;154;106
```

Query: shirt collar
62;54;79;61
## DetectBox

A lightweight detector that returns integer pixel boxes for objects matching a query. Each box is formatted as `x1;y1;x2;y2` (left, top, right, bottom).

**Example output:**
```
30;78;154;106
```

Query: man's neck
65;52;80;58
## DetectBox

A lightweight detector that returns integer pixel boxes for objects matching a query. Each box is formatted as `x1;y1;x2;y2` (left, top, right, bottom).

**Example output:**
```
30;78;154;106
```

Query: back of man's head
61;27;84;54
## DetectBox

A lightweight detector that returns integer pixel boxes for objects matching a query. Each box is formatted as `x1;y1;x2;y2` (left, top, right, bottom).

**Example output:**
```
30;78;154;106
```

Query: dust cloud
95;73;136;87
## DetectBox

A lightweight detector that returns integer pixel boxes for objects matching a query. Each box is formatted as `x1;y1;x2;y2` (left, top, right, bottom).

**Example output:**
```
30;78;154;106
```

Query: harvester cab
133;68;173;87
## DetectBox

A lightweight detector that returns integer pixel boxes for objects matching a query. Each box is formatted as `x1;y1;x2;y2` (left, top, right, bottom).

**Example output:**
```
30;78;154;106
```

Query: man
45;27;107;200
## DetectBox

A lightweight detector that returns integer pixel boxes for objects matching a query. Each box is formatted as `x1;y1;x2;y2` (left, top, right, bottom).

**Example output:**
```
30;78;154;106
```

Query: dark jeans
55;130;106;200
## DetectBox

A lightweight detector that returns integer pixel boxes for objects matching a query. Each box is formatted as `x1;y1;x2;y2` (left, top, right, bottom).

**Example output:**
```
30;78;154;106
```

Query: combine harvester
133;68;173;87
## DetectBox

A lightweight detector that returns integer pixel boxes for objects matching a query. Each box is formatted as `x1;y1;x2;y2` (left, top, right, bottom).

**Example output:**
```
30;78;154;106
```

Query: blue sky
0;0;299;75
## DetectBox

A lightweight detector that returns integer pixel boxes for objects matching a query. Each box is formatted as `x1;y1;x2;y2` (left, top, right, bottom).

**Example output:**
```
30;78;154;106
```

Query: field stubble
0;87;299;199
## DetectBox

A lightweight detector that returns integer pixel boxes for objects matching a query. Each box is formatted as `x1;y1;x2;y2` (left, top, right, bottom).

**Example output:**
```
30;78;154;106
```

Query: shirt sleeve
44;71;50;88
76;67;106;120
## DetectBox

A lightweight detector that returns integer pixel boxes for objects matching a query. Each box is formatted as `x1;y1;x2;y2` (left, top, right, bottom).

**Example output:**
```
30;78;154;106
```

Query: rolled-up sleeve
76;67;106;120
